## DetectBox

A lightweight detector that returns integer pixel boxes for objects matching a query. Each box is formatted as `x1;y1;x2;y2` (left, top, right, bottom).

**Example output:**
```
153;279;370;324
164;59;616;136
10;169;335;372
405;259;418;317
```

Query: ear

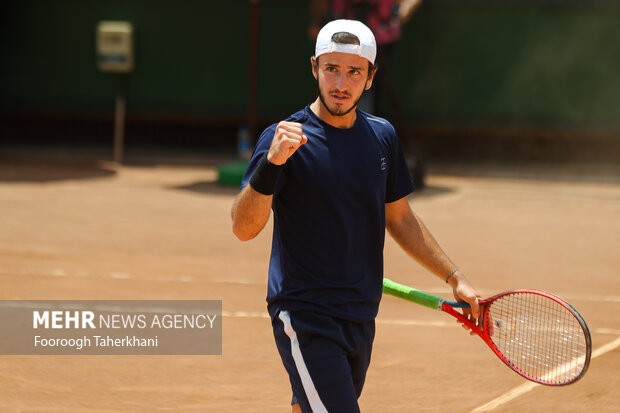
365;65;377;90
311;56;318;80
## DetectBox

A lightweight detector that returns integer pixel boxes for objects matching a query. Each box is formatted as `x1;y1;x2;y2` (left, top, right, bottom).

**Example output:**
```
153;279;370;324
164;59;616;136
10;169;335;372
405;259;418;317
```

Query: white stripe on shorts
279;311;328;413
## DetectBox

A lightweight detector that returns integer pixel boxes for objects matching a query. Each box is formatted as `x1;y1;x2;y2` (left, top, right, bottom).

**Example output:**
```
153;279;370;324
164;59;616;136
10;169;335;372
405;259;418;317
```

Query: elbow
385;218;399;236
230;198;265;241
231;205;252;241
232;222;257;242
234;230;254;242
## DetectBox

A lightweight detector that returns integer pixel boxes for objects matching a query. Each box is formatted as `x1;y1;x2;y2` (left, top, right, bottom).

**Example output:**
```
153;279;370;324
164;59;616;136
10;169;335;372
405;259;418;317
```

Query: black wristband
249;153;284;195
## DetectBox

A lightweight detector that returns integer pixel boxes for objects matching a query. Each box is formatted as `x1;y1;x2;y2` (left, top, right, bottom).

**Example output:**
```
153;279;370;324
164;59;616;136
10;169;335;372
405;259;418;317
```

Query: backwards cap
315;19;377;65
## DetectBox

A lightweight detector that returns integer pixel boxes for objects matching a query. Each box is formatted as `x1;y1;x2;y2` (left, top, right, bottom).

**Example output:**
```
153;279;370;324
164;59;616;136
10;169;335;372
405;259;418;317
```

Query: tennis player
231;19;481;413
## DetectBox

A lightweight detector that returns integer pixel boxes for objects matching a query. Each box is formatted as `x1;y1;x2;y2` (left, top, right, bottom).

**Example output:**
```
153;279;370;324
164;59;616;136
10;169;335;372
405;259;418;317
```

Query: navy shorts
272;310;375;413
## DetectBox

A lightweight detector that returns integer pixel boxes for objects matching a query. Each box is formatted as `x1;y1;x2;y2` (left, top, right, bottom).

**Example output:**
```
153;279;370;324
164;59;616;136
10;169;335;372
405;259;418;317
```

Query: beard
316;78;366;117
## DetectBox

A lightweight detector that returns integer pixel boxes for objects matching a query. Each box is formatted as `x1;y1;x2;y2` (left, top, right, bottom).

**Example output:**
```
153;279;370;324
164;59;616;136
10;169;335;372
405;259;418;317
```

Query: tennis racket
382;278;591;386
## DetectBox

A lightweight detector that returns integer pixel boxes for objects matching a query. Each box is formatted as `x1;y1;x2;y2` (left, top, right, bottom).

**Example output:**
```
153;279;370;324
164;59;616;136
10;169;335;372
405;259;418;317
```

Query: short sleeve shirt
241;106;414;322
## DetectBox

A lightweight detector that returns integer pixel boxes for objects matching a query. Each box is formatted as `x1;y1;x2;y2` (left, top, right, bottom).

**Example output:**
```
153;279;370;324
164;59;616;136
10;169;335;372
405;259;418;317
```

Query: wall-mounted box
96;21;134;73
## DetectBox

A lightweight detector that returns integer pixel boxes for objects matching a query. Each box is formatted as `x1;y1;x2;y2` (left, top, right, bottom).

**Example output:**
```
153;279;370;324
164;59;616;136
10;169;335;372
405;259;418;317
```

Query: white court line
213;280;620;303
0;301;613;336
377;318;452;327
379;318;620;336
222;314;620;337
0;301;217;315
4;269;620;303
212;278;265;286
560;293;620;304
470;336;620;413
222;310;269;319
595;328;620;335
385;288;620;304
4;301;615;335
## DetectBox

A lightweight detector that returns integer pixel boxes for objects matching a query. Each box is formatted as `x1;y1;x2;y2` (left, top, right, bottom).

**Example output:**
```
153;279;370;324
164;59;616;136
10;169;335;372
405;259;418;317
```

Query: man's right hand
267;122;308;165
449;271;482;335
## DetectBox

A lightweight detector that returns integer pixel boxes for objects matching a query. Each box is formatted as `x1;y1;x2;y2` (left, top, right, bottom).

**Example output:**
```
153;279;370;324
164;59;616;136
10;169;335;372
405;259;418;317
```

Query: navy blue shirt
241;106;415;322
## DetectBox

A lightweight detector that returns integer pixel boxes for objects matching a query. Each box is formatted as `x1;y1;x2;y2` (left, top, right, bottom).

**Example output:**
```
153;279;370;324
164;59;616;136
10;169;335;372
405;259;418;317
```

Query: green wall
2;0;620;132
397;4;620;130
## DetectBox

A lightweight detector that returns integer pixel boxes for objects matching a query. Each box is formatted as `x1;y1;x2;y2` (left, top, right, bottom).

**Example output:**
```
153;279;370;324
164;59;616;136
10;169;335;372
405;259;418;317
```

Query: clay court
0;156;619;412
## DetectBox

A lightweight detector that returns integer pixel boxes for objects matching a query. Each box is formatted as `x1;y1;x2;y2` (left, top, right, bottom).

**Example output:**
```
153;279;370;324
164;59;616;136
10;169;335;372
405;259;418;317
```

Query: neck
309;98;357;129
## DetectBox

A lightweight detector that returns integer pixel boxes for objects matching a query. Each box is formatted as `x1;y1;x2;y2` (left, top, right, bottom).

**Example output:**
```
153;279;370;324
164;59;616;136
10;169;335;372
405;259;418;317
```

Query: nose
335;72;347;90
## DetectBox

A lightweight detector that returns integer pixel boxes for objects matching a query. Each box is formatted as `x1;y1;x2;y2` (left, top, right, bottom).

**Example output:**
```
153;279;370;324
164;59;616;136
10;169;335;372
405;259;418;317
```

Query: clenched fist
267;122;308;165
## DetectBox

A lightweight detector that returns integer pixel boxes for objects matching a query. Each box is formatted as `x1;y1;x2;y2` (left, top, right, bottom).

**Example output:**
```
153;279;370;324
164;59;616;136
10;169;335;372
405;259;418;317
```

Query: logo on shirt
380;157;387;171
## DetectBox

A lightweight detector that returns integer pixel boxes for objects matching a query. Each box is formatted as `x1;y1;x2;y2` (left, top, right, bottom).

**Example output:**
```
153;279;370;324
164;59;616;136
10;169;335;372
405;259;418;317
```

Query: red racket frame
442;289;592;386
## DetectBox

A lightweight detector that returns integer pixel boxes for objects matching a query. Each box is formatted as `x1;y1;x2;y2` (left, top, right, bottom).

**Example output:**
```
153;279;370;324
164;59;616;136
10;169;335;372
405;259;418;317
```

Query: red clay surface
0;158;618;412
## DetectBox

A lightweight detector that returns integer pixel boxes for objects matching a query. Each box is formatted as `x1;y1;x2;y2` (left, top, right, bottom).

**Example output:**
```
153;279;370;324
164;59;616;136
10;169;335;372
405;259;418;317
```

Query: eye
325;66;337;72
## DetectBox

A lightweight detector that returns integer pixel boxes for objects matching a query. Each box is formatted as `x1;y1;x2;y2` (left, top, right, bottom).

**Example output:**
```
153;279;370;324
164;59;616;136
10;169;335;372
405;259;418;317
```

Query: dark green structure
2;0;619;161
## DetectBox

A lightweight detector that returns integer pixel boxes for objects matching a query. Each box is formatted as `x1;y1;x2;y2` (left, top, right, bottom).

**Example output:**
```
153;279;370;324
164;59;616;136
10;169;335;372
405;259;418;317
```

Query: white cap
315;19;377;65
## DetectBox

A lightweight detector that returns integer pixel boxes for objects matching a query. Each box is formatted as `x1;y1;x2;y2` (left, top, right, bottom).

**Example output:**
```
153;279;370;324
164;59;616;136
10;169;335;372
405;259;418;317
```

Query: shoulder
357;111;397;139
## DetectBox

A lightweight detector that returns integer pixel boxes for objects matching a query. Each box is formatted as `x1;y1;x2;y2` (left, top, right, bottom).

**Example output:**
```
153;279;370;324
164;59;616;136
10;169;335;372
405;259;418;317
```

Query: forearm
232;121;307;241
385;198;481;320
386;210;457;282
231;185;273;241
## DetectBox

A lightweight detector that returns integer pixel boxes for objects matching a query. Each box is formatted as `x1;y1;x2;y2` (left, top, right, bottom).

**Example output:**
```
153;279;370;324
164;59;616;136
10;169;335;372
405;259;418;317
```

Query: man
308;0;428;188
231;19;480;413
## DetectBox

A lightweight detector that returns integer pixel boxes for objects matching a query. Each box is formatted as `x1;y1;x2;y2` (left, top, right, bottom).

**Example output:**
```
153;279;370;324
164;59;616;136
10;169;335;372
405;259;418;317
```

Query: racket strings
487;293;588;385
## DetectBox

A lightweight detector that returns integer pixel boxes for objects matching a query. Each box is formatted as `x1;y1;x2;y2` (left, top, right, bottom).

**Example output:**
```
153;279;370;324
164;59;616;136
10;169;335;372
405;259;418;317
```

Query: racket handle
446;300;470;308
383;278;471;310
383;278;443;310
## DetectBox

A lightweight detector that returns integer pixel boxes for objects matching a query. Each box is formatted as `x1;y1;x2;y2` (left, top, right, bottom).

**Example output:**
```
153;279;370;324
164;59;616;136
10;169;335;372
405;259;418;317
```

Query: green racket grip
382;278;443;310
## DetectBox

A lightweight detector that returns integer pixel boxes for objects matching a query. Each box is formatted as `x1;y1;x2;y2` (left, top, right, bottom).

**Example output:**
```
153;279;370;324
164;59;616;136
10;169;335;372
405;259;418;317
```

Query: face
312;52;375;118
